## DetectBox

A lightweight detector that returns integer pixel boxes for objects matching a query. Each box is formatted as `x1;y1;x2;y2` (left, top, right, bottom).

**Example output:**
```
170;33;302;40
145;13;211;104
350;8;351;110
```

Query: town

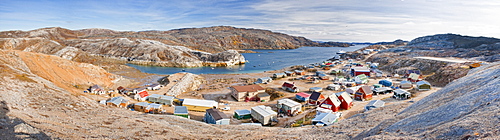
87;50;442;128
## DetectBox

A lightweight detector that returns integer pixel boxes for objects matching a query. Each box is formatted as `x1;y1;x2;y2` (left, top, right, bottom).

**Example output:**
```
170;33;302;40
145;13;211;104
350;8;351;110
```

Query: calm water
127;45;367;75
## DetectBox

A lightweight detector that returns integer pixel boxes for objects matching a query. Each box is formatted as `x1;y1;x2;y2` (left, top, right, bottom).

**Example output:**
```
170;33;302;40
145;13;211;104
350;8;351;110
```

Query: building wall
184;105;212;112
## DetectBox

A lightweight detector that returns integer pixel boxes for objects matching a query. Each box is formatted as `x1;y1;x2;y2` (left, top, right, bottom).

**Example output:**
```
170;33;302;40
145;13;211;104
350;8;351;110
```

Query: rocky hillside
365;62;500;139
365;34;500;86
0;26;350;67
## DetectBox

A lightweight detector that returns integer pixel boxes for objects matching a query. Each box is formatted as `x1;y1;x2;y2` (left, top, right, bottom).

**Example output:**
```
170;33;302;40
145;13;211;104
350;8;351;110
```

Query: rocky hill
365;34;500;86
0;26;350;67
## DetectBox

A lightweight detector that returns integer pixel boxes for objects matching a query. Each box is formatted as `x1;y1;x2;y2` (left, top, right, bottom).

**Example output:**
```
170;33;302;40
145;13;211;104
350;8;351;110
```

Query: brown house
230;85;265;102
354;86;373;101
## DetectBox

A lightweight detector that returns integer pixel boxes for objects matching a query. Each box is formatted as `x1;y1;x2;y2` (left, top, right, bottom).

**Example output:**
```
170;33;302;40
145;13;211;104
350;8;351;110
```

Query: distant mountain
0;26;350;67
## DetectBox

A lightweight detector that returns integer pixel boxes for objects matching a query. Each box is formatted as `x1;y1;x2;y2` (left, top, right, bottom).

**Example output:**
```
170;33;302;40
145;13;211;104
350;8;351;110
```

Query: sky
1;0;499;42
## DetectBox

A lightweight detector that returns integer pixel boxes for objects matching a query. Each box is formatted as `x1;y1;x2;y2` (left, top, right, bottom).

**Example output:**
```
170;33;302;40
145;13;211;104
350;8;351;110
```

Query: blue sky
1;0;499;42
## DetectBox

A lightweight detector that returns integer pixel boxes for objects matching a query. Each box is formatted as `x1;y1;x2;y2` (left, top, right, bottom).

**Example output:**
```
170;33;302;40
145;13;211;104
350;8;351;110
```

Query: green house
233;109;252;120
174;106;190;119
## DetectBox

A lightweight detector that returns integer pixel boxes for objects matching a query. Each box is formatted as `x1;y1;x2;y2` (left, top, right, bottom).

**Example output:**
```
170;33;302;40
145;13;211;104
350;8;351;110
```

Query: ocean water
127;45;367;75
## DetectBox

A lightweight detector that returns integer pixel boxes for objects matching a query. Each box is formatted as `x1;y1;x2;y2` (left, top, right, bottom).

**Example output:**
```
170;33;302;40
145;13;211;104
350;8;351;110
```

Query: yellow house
182;98;219;112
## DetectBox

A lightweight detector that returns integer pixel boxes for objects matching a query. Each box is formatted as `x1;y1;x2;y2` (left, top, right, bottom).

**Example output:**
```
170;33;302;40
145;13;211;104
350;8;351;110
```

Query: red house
282;82;300;93
336;92;353;110
354;86;372;101
351;67;371;77
134;90;150;101
319;95;342;112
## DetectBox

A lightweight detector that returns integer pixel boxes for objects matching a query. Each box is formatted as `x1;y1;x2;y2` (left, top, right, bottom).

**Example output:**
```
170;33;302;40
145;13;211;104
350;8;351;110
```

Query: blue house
203;108;230;125
295;92;311;102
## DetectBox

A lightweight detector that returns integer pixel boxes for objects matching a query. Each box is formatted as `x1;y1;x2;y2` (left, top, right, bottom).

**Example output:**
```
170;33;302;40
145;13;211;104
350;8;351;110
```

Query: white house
251;105;277;125
277;98;302;116
312;112;341;126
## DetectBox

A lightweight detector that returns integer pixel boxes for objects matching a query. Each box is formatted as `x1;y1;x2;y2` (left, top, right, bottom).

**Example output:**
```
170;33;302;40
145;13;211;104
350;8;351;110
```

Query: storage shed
416;80;432;91
182;99;218;112
378;79;393;87
251;105;277;125
234;109;252;120
174;106;190;119
400;81;413;89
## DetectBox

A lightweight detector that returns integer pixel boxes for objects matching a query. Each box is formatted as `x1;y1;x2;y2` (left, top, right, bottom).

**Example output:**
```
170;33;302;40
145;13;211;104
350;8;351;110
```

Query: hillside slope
361;62;500;139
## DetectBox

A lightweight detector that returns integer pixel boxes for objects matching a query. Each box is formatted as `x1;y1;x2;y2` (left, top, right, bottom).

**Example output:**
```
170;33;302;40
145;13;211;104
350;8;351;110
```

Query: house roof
90;84;102;90
284;71;294;74
274;73;286;76
337;92;352;104
374;87;393;93
296;92;311;98
183;98;218;108
346;86;361;94
325;95;341;107
359;86;373;94
251;105;277;117
278;98;301;108
282;82;296;88
409;73;420;80
135;102;150;107
206;108;229;120
137;91;149;98
107;96;128;106
147;103;162;110
148;94;162;99
234;109;251;116
310;87;322;91
366;100;385;108
400;80;412;85
312;112;340;125
174;106;188;114
232;85;265;92
258;77;273;80
148;84;161;87
309;92;324;100
394;89;411;95
416;80;431;86
258;92;270;98
352;67;370;72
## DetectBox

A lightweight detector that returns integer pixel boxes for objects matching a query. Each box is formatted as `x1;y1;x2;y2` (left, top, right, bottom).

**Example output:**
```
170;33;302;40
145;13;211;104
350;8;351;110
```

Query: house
354;74;369;84
354;86;373;101
345;86;361;95
254;77;273;84
133;102;163;114
327;84;341;91
117;86;126;94
351;67;371;77
378;79;393;87
316;107;333;115
133;87;147;94
365;100;385;111
257;92;271;102
174;106;190;119
203;108;230;125
319;95;342;112
416;80;432;91
294;70;305;75
394;89;411;99
89;85;105;95
373;87;393;95
316;71;326;76
400;81;413;89
233;109;252;120
251;105;278;125
147;94;175;106
308;92;325;105
408;73;422;82
182;98;218;112
146;84;162;90
342;81;357;87
106;96;129;108
282;82;300;93
312;112;341;126
284;71;296;76
335;92;353;110
405;70;421;77
230;85;266;102
134;90;150;101
272;73;287;78
295;92;311;102
309;87;323;93
277;99;302;116
318;73;329;80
